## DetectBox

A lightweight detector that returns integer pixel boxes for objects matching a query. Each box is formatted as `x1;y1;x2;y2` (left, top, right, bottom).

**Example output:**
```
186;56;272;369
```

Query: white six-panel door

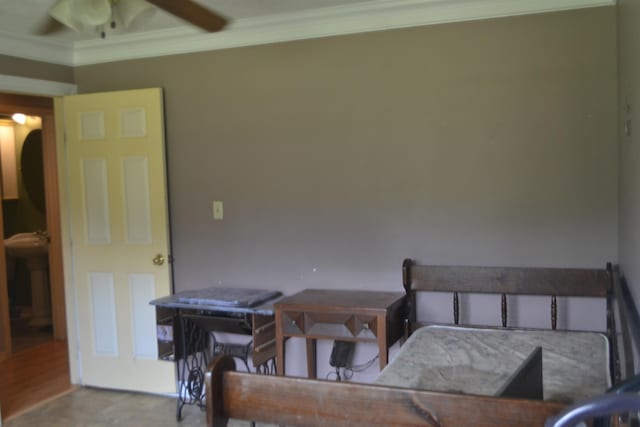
63;88;175;392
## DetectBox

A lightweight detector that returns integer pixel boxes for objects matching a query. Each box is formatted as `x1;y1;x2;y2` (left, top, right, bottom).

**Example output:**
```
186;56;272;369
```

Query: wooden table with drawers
274;289;405;378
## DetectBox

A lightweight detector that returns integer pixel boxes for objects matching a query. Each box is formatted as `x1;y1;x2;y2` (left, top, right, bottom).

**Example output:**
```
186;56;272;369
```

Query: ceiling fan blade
145;0;228;32
35;16;68;35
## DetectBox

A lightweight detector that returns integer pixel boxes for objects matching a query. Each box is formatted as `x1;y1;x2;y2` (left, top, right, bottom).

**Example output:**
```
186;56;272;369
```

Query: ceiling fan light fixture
116;0;156;29
73;0;112;27
47;0;228;37
49;0;85;32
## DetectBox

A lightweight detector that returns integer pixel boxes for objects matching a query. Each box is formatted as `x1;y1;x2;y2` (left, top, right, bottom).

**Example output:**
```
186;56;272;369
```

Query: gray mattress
375;325;610;403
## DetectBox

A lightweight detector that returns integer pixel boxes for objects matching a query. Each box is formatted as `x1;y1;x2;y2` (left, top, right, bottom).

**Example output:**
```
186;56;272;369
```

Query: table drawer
281;311;377;340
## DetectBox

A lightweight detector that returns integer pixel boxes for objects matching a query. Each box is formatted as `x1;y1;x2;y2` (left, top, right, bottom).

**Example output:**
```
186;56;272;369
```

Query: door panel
63;88;175;392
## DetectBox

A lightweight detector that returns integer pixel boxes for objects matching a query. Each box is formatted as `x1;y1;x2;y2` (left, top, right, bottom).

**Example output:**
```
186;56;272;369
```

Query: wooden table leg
378;315;388;370
306;338;317;379
275;310;285;376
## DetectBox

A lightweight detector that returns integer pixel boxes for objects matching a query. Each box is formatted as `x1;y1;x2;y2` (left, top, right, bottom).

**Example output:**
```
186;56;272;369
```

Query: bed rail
613;273;640;381
205;356;566;427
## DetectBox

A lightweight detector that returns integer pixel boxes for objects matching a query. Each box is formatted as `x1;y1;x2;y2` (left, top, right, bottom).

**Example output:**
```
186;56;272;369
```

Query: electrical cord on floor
326;368;341;381
343;354;379;379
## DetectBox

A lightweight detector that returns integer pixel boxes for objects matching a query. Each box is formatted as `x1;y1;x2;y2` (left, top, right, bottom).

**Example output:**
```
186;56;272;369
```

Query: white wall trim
0;74;77;97
0;0;616;66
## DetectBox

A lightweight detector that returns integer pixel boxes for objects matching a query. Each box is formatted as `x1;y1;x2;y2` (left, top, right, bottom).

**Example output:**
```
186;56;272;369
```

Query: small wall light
11;113;26;125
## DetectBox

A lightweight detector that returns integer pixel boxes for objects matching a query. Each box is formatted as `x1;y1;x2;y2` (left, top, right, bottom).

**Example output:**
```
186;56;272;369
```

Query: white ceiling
0;0;614;67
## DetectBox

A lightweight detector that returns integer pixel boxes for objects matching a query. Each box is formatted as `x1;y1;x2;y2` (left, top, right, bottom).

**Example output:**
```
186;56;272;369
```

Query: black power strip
329;340;355;368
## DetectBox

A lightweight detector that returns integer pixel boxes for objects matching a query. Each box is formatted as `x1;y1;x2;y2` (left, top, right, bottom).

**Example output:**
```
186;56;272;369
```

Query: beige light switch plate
213;200;223;220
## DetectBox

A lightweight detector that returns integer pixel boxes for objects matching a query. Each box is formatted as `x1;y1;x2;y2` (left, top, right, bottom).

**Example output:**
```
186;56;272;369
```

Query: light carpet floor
4;386;272;427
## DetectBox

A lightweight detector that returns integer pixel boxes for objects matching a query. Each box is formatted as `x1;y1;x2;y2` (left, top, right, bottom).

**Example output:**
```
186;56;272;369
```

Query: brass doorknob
152;254;165;266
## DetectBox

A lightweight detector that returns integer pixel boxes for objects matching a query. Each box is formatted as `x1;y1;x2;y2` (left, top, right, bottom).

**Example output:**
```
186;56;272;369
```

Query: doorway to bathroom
0;91;71;422
2;115;51;352
0;93;66;361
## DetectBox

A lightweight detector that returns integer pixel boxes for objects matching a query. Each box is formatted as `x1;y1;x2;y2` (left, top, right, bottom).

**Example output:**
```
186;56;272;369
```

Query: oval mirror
20;129;45;214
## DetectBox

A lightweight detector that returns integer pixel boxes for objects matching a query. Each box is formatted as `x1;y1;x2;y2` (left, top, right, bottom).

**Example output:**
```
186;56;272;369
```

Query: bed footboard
205;356;566;427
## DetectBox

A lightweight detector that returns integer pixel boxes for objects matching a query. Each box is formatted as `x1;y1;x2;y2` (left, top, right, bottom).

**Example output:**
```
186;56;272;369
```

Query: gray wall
618;1;640;307
72;5;617;379
75;7;618;299
0;54;73;83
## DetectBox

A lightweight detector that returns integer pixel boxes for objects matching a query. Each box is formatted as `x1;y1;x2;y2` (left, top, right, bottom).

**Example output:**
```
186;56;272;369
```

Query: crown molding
0;74;77;97
0;0;616;67
0;30;74;66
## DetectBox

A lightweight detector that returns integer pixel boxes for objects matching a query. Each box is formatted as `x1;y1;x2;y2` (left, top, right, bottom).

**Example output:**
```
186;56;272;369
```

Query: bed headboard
401;258;612;330
400;258;633;384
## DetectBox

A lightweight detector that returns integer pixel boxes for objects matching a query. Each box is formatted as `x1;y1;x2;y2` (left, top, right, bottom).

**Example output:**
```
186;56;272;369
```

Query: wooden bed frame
205;260;637;427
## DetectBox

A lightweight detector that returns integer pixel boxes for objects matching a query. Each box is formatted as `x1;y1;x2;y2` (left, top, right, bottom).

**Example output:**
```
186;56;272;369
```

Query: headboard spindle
501;293;508;327
551;296;557;330
453;292;459;325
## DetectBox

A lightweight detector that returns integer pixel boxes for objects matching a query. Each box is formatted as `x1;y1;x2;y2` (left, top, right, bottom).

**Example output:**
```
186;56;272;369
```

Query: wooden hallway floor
0;340;72;421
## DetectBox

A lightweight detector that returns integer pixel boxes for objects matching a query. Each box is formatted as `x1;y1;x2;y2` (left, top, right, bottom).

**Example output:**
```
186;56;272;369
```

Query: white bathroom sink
4;232;51;327
4;232;49;258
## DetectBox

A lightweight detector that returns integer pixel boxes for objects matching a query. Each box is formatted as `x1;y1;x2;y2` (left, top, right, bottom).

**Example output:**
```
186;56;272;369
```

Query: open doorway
0;92;70;421
1;114;53;353
0;93;66;358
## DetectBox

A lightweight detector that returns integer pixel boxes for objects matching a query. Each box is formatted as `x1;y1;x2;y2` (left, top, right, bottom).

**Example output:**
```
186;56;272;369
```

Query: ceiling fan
40;0;228;37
